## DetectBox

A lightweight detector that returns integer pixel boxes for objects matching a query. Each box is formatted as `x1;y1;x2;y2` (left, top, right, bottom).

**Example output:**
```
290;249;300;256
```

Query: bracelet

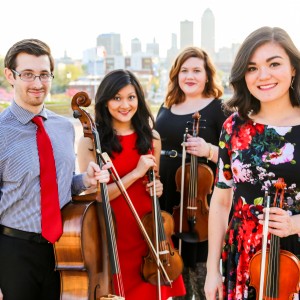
207;143;214;160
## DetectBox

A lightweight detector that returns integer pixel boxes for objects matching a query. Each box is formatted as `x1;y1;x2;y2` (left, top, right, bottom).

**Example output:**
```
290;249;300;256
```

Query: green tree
51;64;84;94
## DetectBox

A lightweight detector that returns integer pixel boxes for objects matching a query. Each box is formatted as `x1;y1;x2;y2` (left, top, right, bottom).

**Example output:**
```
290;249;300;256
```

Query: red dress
110;133;186;300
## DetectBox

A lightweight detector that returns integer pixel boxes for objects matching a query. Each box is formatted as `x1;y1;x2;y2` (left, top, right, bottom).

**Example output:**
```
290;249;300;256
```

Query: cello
173;111;214;251
249;178;300;299
54;92;125;300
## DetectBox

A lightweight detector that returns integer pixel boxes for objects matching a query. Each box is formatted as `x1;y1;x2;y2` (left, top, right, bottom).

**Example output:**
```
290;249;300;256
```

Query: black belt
161;150;182;158
161;150;191;159
0;224;50;244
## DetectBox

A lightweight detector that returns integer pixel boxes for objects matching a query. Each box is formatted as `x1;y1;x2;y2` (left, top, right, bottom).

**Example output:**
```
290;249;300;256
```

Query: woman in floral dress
205;26;300;300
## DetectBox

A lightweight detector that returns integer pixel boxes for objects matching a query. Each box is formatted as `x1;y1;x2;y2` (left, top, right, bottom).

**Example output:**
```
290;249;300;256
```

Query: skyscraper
146;38;159;56
201;8;215;59
97;33;122;56
180;20;193;50
131;38;142;55
166;33;179;68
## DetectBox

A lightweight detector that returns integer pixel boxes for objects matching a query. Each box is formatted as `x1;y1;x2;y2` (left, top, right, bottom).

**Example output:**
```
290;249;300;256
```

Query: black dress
155;99;227;266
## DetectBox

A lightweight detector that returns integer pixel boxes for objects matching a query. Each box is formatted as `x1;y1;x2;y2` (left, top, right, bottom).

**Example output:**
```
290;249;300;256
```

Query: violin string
265;184;284;298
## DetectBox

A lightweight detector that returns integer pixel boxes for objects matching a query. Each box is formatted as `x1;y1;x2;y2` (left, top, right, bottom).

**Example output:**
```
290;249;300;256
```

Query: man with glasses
0;39;111;300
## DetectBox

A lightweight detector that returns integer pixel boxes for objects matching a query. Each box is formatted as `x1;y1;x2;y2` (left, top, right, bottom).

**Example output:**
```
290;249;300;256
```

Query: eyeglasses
11;69;54;82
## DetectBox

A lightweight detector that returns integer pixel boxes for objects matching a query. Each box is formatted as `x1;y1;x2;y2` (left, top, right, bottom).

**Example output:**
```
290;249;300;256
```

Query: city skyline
1;0;300;59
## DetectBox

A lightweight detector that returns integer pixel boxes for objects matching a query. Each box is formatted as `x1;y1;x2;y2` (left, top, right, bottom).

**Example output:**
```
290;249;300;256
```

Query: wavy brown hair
164;46;223;108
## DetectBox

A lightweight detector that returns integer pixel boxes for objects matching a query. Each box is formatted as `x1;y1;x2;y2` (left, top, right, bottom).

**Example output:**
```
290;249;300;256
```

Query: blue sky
1;0;300;59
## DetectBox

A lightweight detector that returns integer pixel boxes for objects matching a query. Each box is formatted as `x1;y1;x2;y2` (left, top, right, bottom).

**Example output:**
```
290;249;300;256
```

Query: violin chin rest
175;232;199;243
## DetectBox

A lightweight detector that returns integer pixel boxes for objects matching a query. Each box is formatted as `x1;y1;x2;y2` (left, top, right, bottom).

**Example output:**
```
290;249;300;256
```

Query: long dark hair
226;26;300;120
94;69;155;156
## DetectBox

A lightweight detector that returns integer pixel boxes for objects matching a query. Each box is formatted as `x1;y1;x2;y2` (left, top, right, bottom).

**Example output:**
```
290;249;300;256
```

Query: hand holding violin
131;154;158;179
258;207;299;238
184;134;214;161
145;176;163;198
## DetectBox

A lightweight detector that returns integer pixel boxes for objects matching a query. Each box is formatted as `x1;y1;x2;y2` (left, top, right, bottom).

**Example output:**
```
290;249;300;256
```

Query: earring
291;76;295;90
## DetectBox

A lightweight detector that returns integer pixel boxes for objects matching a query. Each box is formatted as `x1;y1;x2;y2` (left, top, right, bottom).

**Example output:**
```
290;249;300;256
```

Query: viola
54;92;125;300
141;168;184;294
249;178;300;300
173;111;214;251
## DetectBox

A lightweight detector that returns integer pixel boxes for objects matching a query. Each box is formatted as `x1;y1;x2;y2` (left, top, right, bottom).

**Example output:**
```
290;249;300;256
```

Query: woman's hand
204;271;223;300
132;154;157;179
146;178;163;198
185;134;211;158
258;207;296;238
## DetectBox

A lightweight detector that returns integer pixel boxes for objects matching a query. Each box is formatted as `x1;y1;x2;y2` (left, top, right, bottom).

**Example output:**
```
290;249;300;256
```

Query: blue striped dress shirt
0;101;86;233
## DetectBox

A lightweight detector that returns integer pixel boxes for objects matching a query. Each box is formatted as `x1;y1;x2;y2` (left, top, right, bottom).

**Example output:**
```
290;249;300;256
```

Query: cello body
54;194;111;300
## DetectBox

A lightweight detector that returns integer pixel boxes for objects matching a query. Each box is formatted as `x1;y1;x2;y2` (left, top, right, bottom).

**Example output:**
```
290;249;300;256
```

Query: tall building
201;8;215;59
180;20;193;50
166;33;179;68
96;33;122;56
131;38;142;54
146;38;159;57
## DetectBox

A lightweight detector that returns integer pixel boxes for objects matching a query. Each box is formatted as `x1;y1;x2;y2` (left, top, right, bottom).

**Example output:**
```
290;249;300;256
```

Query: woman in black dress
156;46;227;299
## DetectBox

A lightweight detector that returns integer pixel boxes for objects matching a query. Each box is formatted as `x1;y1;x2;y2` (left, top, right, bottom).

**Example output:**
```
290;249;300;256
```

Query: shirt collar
10;101;48;124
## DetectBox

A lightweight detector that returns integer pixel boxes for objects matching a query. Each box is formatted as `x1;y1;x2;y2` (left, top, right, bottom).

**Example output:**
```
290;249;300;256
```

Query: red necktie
32;116;62;243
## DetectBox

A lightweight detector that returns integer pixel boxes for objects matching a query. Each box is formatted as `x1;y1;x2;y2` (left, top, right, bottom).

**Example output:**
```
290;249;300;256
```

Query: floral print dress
216;112;300;300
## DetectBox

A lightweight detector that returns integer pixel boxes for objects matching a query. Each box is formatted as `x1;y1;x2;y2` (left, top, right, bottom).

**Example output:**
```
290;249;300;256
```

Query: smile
258;83;277;90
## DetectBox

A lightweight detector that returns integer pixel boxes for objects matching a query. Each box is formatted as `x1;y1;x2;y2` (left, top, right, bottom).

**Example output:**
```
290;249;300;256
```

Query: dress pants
0;234;60;300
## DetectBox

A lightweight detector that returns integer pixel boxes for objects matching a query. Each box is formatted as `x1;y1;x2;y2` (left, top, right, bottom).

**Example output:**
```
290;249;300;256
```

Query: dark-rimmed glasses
11;69;54;82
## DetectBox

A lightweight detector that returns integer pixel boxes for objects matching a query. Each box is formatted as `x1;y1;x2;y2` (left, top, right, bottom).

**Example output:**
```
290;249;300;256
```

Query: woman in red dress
77;69;186;300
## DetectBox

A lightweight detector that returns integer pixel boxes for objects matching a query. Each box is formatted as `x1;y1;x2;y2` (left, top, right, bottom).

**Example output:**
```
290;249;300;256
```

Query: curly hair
225;26;300;120
94;69;155;156
164;46;223;108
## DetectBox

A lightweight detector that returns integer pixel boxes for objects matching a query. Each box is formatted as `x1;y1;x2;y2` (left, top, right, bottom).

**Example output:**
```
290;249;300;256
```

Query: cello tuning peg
73;110;82;119
200;119;207;123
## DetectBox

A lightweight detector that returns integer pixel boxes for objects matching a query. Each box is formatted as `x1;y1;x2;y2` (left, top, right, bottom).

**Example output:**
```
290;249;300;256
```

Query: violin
141;168;184;294
249;178;300;299
173;111;214;250
101;153;174;288
54;92;125;299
